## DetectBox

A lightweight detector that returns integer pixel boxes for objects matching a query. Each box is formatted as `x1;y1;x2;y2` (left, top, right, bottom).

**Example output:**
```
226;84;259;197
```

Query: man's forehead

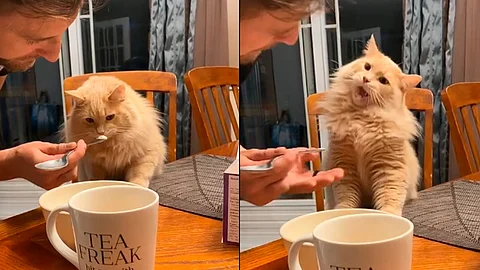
249;11;300;32
6;12;74;38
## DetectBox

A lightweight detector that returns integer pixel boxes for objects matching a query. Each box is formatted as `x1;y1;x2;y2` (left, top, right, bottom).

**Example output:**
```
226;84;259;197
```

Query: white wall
226;0;239;67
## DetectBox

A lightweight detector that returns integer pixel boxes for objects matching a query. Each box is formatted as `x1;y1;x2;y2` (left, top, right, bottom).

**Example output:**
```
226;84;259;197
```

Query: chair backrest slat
184;66;239;151
442;82;480;175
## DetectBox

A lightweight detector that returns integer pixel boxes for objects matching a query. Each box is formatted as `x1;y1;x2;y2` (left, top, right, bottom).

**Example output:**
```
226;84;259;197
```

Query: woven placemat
403;179;480;251
149;154;235;220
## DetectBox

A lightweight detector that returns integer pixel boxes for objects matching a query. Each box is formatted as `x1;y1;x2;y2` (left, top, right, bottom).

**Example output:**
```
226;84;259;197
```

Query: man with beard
0;0;87;190
239;0;344;206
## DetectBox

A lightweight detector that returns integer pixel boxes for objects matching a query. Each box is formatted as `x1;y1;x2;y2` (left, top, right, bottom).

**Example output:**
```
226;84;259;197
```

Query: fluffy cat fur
320;35;422;216
62;76;167;188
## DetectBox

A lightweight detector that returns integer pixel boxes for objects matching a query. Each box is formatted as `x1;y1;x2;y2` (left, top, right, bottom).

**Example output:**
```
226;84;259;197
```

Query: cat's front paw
128;178;150;188
379;206;403;216
407;189;418;200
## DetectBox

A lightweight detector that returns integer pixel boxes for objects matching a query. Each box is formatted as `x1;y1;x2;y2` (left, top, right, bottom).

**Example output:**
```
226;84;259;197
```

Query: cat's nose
363;77;370;83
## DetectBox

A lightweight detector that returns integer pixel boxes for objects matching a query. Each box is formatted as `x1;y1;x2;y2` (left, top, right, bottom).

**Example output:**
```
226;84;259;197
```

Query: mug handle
288;233;316;270
46;204;79;268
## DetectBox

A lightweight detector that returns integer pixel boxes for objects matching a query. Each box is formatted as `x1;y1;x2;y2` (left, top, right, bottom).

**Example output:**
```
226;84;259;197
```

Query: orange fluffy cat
62;76;167;188
321;35;422;216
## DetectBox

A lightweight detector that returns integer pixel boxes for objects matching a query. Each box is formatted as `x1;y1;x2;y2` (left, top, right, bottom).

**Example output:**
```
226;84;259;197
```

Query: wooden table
241;172;480;270
0;141;239;270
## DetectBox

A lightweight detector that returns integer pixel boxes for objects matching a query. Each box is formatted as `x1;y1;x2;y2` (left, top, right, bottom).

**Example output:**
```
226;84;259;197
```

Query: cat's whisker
369;91;379;106
72;131;94;136
68;131;96;141
376;92;388;107
372;93;384;107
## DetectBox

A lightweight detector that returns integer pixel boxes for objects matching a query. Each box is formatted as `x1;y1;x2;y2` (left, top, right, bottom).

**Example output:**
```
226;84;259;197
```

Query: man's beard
0;58;37;73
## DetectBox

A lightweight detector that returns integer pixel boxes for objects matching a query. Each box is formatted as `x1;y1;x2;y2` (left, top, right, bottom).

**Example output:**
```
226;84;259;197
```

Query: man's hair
240;0;324;20
5;0;84;18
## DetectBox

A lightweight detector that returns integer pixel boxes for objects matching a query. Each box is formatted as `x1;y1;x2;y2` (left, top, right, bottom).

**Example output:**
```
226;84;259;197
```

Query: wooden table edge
240;173;480;270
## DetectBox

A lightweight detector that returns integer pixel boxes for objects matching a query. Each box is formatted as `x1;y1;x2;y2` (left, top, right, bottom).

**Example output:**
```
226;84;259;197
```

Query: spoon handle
239;155;283;172
64;138;105;160
65;149;75;158
299;148;326;153
87;138;107;146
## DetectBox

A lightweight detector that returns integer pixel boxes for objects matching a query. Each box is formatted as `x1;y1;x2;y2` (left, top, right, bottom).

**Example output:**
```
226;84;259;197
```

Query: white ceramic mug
39;180;137;251
288;213;414;270
280;209;387;270
46;185;159;270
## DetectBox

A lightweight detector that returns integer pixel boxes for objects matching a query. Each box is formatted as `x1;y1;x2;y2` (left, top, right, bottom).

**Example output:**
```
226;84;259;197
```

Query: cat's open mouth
357;87;369;98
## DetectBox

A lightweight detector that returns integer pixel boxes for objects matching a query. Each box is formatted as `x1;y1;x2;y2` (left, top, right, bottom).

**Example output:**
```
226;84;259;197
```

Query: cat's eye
379;76;389;85
364;63;371;70
106;114;115;121
85;118;94;123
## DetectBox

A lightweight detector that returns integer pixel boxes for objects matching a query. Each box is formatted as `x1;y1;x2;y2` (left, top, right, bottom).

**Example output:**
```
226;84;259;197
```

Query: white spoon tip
96;135;108;140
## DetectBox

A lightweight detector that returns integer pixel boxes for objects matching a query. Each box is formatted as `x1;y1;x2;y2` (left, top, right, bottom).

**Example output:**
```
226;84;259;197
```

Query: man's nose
280;29;300;46
37;37;62;63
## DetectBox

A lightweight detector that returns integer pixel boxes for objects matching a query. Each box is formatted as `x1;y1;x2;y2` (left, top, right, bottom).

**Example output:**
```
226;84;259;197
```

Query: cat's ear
65;90;85;104
364;34;380;55
402;74;422;88
108;85;126;103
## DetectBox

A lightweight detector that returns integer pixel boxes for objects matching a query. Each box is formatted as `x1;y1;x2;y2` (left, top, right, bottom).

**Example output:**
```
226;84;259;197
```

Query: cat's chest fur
325;108;418;205
325;108;415;146
86;137;145;177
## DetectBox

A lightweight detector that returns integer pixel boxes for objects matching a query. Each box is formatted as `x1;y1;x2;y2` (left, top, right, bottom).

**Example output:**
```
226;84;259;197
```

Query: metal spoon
34;136;108;171
239;148;326;172
298;148;326;154
240;155;283;172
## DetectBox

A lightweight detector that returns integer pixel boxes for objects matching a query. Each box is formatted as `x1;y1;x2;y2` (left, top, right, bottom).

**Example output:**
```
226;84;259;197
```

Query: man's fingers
241;156;292;192
39;168;77;190
57;168;78;186
270;155;295;176
66;140;87;167
309;168;344;186
41;142;77;155
298;152;320;163
317;168;344;179
240;155;293;198
291;152;320;173
287;168;344;194
243;147;287;161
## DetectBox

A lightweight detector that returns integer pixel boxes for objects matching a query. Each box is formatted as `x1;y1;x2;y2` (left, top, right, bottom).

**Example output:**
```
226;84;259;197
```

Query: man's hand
4;140;87;190
240;147;344;206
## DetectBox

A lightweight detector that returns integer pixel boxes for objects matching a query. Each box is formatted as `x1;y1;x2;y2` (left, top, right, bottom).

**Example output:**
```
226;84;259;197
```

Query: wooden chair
184;66;239;151
442;82;480;176
307;88;434;211
63;71;177;162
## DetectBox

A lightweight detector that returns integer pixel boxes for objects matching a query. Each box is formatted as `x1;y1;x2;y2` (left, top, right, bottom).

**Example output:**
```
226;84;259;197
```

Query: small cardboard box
222;156;239;245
